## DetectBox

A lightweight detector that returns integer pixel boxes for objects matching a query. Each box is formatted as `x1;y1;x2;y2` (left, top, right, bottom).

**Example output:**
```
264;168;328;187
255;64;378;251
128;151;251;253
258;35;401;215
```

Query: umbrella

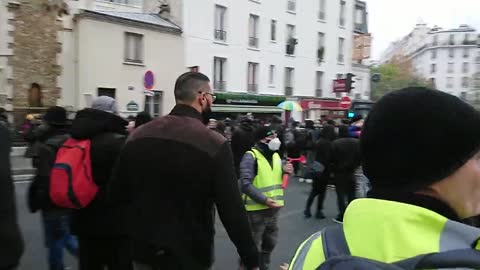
277;101;303;112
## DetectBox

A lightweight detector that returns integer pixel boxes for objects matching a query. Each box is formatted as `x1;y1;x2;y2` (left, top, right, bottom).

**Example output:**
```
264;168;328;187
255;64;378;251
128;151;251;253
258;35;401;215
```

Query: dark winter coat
0;124;24;270
108;104;259;270
332;138;361;173
231;121;256;176
69;108;127;237
313;138;333;189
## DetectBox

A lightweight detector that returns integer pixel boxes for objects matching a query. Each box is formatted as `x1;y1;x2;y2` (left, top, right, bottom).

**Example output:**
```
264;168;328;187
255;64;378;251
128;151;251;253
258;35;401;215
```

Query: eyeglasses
199;92;216;101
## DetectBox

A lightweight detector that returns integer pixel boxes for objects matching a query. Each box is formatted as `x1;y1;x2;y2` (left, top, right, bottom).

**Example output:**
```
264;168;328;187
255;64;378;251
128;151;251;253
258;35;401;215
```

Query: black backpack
315;225;480;270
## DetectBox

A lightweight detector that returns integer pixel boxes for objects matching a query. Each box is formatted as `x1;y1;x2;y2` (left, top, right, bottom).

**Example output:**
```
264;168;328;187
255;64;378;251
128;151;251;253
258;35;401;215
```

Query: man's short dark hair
174;72;210;102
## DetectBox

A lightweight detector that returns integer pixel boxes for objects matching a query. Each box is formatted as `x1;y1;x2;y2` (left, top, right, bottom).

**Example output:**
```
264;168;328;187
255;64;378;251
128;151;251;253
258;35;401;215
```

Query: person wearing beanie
288;87;480;270
69;97;131;270
27;106;78;270
239;125;293;270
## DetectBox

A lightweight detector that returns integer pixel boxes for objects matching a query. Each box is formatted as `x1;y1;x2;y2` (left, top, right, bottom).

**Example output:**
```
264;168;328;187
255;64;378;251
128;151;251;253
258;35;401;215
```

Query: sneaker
298;178;305;183
304;210;312;218
332;217;343;224
305;179;313;184
315;212;326;219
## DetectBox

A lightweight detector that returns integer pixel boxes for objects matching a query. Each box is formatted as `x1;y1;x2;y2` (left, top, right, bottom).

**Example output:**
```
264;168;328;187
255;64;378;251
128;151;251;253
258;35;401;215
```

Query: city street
13;173;339;270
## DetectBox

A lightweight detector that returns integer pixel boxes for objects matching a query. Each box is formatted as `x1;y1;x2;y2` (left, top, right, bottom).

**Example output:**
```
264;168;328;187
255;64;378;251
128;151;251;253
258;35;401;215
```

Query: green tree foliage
371;57;432;100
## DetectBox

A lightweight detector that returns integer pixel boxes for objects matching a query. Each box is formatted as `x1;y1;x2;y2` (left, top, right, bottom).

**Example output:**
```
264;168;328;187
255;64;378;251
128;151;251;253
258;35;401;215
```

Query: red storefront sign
300;99;343;110
333;79;347;93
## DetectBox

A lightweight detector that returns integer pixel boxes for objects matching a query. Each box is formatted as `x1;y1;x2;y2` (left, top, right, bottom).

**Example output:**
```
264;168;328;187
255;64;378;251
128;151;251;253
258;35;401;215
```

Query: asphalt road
14;177;339;270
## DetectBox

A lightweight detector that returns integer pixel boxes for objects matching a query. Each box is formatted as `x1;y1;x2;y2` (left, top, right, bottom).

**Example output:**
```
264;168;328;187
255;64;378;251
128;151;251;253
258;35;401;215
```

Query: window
285;67;294;95
28;83;43;107
214;5;227;42
447;63;454;74
446;77;454;89
248;14;259;48
318;33;325;61
338;37;345;63
448;48;454;58
213;57;226;91
286;24;296;55
431;63;436;74
449;34;455;45
145;91;163;117
431;49;437;60
270;20;277;41
287;0;296;12
189;66;199;72
124;32;143;63
463;62;469;73
430;78;436;88
462;77;470;88
339;0;346;26
97;88;116;99
315;71;323;97
269;65;275;85
247;62;259;93
463;48;470;58
319;0;326;20
432;35;438;46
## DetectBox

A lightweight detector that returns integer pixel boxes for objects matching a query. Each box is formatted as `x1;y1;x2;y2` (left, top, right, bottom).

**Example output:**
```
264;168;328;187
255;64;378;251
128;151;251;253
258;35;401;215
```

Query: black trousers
78;236;133;270
334;171;356;220
305;173;329;214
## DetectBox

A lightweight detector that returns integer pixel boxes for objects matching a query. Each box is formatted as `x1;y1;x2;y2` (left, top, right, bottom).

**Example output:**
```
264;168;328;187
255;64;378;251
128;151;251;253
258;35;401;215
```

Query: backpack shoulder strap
322;225;351;259
393;248;480;270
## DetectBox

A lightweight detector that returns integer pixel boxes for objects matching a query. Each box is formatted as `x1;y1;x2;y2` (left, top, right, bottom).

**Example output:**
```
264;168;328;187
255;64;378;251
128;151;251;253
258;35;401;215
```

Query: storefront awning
212;104;284;113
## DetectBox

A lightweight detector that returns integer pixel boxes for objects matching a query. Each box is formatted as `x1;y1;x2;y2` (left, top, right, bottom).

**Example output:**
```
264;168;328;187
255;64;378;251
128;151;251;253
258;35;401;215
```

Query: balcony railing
285;86;293;96
247;84;258;93
214;30;227;42
214;81;226;91
249;37;259;48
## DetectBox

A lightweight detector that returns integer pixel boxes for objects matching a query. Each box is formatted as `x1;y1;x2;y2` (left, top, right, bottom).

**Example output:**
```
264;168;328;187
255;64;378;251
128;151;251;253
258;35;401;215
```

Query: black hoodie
0;124;24;270
70;108;128;237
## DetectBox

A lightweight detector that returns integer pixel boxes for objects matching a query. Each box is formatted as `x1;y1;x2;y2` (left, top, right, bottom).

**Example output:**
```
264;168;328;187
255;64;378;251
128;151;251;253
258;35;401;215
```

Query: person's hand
283;163;294;175
266;198;282;208
280;263;289;270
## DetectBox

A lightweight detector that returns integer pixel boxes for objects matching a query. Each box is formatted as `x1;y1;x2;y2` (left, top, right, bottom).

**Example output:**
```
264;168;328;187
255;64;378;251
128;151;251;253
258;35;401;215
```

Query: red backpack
49;138;98;209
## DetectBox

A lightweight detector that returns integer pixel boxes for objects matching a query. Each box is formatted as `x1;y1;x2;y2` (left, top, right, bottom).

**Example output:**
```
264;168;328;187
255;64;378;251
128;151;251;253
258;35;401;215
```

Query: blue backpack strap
394;248;480;270
322;225;351;259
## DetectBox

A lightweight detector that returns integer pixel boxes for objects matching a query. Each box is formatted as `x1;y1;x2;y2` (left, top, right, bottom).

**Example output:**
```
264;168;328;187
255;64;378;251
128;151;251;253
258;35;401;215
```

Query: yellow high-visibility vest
243;148;283;211
289;198;480;270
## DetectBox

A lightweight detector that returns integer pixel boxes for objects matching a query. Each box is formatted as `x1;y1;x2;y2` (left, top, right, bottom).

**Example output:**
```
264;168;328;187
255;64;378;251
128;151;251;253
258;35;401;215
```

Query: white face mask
268;138;282;151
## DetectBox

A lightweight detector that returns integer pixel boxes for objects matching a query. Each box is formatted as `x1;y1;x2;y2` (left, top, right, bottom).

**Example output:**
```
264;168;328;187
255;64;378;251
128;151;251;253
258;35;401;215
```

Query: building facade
1;0;185;122
181;0;371;117
380;23;479;98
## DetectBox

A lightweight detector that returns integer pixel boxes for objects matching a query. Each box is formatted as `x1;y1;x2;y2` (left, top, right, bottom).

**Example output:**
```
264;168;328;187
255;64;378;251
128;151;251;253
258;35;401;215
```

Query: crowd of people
2;72;480;270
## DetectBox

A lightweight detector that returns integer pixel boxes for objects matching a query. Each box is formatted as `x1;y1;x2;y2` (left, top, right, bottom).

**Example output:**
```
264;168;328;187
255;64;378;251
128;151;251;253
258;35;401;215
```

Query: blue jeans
43;214;78;270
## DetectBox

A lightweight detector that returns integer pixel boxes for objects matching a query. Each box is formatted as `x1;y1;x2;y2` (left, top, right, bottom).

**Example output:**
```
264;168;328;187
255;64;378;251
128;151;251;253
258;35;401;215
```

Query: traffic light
346;73;356;92
348;111;356;118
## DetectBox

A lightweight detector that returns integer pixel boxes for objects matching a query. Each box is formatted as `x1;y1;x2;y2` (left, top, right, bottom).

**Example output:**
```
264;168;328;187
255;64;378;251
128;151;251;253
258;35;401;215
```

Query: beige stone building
1;0;185;122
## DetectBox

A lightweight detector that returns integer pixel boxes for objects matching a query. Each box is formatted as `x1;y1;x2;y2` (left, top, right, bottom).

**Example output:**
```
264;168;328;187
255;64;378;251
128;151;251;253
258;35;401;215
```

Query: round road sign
340;96;352;110
144;70;155;90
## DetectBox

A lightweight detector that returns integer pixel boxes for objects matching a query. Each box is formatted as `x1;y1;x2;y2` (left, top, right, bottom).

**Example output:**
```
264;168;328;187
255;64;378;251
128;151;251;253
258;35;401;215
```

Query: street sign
126;101;139;111
340;96;352;110
144;70;155;90
333;79;347;93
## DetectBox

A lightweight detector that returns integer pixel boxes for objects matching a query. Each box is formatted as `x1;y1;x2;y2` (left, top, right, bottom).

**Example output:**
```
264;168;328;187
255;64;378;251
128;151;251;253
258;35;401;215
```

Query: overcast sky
365;0;480;60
